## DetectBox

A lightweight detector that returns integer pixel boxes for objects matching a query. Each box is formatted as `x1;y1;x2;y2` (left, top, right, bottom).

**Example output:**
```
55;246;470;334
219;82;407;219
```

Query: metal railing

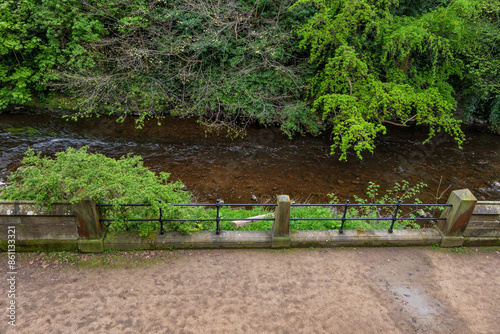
96;199;451;235
97;199;276;235
290;201;451;233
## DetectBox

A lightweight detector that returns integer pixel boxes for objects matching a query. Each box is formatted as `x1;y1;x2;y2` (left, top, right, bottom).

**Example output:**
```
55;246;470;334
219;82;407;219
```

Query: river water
1;106;499;204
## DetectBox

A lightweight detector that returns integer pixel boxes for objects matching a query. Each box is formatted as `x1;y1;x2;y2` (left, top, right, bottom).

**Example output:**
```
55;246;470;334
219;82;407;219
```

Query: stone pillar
73;199;104;252
72;199;103;238
437;189;477;247
272;195;291;248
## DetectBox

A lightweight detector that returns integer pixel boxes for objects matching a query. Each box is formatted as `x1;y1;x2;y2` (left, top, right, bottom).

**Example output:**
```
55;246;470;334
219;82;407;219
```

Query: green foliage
49;0;320;137
0;0;105;108
451;1;500;132
0;147;198;235
2;0;499;155
292;0;470;160
0;0;35;108
326;180;431;230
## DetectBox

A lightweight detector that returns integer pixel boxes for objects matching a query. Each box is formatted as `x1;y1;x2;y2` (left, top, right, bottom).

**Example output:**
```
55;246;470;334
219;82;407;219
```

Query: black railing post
215;199;221;235
159;199;164;235
388;200;402;233
339;200;350;234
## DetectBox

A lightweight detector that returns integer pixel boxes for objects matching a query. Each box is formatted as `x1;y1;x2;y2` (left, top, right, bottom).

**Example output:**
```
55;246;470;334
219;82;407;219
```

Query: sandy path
0;247;499;334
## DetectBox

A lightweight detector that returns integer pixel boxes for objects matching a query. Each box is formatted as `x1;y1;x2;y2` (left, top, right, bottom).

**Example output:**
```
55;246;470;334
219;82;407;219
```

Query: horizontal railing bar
144;218;275;222
101;217;444;222
179;203;276;206
96;204;149;207
400;204;452;207
97;203;450;208
292;218;447;221
128;219;163;222
290;203;452;207
97;203;277;207
223;203;277;206
100;218;276;222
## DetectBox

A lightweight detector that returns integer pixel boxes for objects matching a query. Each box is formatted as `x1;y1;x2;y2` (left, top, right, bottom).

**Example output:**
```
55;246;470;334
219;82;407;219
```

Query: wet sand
0;247;499;333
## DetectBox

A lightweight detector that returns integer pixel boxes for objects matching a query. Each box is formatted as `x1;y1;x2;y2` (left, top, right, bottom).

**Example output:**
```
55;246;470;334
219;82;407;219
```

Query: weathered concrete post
72;199;104;252
272;195;291;248
437;189;477;247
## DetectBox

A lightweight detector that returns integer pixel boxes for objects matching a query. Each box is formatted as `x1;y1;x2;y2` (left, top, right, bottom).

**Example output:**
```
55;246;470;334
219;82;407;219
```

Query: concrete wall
1;194;499;252
0;201;79;241
464;201;500;237
0;201;80;251
463;201;500;246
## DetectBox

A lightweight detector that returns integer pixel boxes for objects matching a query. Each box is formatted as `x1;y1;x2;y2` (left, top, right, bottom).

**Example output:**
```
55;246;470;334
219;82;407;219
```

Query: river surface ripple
1;107;499;204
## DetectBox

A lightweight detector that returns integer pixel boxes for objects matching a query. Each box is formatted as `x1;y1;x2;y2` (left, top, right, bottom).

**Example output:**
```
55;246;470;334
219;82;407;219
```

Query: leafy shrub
0;146;201;235
328;181;429;230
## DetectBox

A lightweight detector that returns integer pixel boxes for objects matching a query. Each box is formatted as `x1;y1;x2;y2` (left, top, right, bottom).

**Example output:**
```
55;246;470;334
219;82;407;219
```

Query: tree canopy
1;0;499;159
292;0;499;159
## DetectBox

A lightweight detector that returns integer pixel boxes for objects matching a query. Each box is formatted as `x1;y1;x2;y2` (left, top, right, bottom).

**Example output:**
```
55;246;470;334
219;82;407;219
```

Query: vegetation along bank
1;0;500;159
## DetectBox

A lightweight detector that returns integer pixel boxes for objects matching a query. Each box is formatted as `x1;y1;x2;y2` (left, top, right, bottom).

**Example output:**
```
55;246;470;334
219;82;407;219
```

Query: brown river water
1;106;499;204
